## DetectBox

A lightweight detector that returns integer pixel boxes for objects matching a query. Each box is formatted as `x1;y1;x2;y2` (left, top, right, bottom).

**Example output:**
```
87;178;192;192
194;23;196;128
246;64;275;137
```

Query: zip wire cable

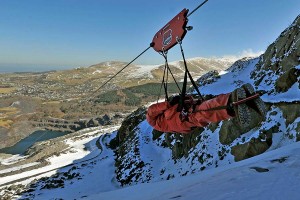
187;0;209;17
90;45;153;99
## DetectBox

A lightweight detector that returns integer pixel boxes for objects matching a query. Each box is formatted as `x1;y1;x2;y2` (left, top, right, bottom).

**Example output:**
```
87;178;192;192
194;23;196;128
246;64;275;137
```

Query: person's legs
183;83;266;129
189;93;233;126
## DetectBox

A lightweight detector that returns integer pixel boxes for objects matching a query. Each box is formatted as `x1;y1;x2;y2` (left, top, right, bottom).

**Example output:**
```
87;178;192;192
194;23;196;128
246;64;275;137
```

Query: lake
0;130;70;155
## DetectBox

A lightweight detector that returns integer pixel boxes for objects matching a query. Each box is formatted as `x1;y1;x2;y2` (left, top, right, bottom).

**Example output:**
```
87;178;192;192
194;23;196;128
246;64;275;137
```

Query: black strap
158;52;182;102
177;39;204;111
186;69;203;100
157;62;169;102
178;70;188;111
165;59;182;93
164;61;169;100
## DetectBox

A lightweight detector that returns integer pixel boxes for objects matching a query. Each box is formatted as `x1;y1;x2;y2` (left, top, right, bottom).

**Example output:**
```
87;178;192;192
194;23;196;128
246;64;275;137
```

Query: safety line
187;0;209;17
91;45;152;98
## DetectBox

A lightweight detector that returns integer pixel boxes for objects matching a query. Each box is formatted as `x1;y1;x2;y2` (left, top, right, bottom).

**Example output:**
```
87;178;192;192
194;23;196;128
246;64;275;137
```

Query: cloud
239;49;264;58
220;49;264;61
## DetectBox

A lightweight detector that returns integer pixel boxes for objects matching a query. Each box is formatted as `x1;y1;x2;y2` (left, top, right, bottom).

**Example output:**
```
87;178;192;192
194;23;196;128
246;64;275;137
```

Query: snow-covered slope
90;142;300;200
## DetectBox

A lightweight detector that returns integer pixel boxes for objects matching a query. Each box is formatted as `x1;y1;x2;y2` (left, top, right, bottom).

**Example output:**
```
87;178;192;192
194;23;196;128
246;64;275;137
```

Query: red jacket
146;93;232;133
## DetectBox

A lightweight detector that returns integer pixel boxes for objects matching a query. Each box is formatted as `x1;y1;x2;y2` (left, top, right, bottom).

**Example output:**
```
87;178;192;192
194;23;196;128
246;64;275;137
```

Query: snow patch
0;162;40;175
92;70;102;74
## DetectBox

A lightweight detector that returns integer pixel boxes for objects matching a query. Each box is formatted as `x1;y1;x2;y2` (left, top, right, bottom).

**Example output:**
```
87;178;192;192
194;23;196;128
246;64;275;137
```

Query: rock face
31;114;112;133
275;67;300;92
277;102;300;125
197;70;220;87
0;114;114;149
251;15;300;94
228;15;300;161
231;137;271;162
219;104;267;145
111;107;148;186
114;107;147;146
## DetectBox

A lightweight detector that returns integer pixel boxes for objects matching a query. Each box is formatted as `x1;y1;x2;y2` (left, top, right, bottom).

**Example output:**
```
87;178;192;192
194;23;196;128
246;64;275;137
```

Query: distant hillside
84;57;235;89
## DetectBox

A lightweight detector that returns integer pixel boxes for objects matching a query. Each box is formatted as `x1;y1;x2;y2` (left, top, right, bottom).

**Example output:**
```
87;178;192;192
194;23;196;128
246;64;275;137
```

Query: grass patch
128;82;183;96
0;107;19;115
95;90;121;104
123;90;141;106
0;87;16;94
0;119;13;129
93;82;191;106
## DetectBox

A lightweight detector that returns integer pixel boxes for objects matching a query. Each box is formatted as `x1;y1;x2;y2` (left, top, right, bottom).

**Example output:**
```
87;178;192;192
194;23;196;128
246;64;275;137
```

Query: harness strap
177;39;204;112
157;60;169;102
158;52;182;102
178;69;188;112
186;68;203;100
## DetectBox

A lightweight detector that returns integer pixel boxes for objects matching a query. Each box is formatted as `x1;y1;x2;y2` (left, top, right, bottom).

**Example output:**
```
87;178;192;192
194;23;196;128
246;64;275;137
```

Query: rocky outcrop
197;70;220;87
161;127;204;159
229;15;300;161
276;102;300;125
231;137;270;161
114;107;147;146
31;114;112;133
251;15;300;93
112;107;148;186
219;105;268;145
275;67;300;93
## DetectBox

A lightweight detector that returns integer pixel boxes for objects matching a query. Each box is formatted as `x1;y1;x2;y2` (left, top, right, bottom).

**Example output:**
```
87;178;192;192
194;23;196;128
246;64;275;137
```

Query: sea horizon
0;64;78;73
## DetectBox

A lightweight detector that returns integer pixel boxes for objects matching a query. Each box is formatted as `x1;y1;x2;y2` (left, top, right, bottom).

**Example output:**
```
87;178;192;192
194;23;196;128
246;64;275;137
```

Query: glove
168;95;181;106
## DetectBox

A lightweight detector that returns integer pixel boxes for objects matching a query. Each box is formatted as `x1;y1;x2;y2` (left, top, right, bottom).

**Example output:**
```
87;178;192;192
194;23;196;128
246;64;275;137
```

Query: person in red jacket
146;83;266;134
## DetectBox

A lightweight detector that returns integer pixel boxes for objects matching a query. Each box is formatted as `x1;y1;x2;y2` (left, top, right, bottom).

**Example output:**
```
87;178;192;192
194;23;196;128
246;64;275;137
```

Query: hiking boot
230;87;251;127
242;83;267;120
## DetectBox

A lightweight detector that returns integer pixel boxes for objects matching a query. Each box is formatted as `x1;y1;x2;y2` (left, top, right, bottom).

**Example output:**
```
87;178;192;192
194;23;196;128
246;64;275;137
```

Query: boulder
219;107;264;145
275;67;300;93
277;102;300;125
231;137;270;161
296;123;300;142
115;106;147;145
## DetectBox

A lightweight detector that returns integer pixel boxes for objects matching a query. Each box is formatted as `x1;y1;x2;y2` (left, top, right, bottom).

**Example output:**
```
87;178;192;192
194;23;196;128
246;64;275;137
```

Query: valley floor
0;125;120;199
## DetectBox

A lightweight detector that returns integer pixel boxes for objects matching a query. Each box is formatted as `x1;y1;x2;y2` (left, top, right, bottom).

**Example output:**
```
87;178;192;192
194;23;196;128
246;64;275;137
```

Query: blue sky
0;0;299;72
